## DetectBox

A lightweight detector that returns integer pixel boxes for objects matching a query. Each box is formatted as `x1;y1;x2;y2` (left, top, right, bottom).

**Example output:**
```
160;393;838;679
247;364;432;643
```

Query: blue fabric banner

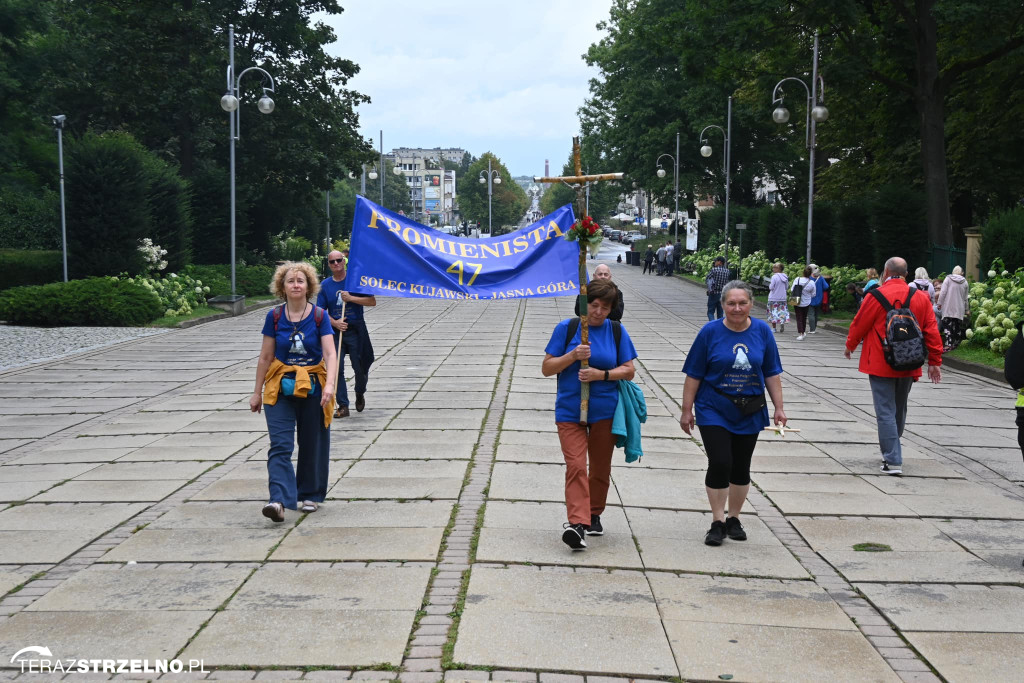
346;196;581;300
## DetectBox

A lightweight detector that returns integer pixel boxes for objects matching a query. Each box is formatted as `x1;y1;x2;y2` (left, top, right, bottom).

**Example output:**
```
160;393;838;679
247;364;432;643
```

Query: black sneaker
588;514;603;536
725;516;747;541
704;520;727;546
880;462;903;475
355;393;365;412
562;522;587;550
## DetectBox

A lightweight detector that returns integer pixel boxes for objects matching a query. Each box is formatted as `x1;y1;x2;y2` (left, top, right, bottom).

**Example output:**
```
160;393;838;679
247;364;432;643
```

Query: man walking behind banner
317;251;376;418
844;257;942;475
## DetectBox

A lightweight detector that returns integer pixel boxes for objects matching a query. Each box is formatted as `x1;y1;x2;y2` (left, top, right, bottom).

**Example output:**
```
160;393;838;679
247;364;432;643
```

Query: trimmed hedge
183;264;274;298
980;207;1024;274
0;250;63;290
0;278;162;326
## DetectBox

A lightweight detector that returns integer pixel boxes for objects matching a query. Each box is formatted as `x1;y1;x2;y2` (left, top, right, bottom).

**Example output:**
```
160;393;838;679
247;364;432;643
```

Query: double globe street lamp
699;96;733;265
771;31;828;265
479;158;501;234
655;132;680;244
220;24;276;297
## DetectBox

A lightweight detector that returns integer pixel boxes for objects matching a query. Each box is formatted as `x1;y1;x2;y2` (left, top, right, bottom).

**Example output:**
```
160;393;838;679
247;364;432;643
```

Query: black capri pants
697;425;760;489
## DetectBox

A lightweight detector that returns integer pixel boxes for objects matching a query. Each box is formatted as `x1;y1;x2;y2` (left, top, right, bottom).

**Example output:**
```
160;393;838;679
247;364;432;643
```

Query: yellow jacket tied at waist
262;358;334;428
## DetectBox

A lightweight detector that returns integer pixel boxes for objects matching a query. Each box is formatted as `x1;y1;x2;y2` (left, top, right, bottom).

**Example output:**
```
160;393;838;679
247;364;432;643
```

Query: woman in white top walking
766;263;790;333
791;265;817;340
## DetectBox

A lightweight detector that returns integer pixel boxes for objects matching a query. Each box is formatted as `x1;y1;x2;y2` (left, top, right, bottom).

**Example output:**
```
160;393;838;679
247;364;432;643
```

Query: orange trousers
556;419;614;526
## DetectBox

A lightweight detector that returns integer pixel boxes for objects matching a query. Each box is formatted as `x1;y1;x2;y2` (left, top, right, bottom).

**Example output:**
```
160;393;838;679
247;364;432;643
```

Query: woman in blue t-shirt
680;280;787;547
250;261;337;522
542;279;638;550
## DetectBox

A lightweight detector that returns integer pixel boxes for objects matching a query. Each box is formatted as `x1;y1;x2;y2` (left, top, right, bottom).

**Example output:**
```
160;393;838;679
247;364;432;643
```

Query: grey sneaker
880;462;903;475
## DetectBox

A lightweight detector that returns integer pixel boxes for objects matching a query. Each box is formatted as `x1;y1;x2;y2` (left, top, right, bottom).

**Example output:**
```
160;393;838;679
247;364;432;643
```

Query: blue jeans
335;323;368;407
707;293;723;321
264;389;330;509
868;375;914;466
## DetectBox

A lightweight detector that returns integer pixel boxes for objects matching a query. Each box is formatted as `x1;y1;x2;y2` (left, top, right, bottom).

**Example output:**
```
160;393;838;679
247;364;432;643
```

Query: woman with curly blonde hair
250;261;337;522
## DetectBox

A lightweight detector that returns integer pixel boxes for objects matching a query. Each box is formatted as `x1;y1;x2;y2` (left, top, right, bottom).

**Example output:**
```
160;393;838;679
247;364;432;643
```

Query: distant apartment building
386;147;463;224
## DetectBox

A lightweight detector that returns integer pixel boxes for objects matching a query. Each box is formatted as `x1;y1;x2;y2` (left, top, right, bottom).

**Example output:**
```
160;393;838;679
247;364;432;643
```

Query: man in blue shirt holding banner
317;250;376;418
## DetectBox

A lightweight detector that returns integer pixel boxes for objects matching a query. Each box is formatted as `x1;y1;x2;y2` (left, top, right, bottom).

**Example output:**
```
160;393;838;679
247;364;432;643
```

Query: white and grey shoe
880;462;903;475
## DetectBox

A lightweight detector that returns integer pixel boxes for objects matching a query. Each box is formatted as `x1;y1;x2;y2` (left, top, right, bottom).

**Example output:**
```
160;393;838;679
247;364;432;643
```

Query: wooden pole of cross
534;137;623;423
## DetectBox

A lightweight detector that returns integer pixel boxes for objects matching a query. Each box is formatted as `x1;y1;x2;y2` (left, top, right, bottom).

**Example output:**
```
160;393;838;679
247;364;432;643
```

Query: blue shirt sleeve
315;286;328;311
682;325;710;379
545;320;571;357
317;307;334;338
261;308;276;337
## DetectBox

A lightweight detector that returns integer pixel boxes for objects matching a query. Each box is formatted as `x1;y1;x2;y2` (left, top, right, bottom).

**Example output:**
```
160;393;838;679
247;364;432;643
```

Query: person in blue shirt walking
251;261;337;522
680;280;787;546
316;251;376;418
808;265;830;334
543;279;637;550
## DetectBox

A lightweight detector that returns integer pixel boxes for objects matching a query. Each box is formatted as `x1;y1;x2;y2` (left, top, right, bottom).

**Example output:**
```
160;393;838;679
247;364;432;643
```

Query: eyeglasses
328;259;344;265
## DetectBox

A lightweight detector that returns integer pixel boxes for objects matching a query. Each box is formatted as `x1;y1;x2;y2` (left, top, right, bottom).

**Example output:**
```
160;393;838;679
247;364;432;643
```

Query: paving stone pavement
0;257;1021;682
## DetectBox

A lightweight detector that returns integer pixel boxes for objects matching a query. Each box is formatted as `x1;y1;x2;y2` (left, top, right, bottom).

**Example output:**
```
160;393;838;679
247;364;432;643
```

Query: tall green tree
457;153;528;231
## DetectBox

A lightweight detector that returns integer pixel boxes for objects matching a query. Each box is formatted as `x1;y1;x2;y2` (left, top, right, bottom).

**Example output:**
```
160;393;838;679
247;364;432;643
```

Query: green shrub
980;207;1024;274
870;185;927;269
0;250;63;290
65;132;150;278
0;277;162;326
143;155;193;272
183;264;274;297
0;186;60;250
835;202;874;268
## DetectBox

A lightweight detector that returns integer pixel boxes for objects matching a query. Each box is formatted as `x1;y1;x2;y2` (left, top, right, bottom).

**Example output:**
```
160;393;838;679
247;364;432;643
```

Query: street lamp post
478;158;501;234
220;24;276;297
771;31;828;265
699;95;733;266
656;132;681;244
52;114;68;282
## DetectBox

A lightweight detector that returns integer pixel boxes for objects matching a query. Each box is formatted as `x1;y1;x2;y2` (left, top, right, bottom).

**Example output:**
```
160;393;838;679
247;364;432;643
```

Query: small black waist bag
712;385;767;416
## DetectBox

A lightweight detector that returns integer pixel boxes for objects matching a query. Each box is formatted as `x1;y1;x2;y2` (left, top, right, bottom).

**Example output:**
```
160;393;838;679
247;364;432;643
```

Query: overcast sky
318;1;610;177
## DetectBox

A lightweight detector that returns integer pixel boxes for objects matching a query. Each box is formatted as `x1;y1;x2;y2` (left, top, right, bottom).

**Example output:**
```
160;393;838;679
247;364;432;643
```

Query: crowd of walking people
249;252;1016;562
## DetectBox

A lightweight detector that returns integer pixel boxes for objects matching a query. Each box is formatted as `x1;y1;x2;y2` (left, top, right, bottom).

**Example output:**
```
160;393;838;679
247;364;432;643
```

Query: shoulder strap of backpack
314;305;324;326
272;304;284;331
565;317;622;349
868;287;894;312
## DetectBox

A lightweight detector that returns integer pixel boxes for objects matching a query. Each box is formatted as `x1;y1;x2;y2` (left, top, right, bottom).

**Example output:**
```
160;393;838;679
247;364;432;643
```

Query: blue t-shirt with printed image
317;276;368;323
682;318;783;434
261;304;334;366
545;318;638;423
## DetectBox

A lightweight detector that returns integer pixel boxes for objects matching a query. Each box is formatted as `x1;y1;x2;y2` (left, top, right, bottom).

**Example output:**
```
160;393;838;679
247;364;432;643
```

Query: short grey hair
915;267;929;280
722;279;753;303
952;265;963;276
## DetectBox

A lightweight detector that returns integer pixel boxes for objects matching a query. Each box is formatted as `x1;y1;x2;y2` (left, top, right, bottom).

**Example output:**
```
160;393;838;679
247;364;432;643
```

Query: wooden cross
534;136;624;423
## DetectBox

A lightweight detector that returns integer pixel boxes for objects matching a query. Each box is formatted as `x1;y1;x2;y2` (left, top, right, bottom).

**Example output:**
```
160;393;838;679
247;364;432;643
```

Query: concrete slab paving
820;549;1019;583
791;516;965;552
612;467;739;511
663;620;900;683
855;583;1024;632
30;478;188;502
270;526;444;561
0;480;59;501
904;632;1024;682
228;564;431;611
765;490;917;517
0;610;212;664
151;501;303;529
26;565;251;611
102;528;290;562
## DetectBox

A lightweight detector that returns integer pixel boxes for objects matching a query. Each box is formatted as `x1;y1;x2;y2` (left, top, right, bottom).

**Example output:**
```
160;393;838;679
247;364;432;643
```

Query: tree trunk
912;2;954;247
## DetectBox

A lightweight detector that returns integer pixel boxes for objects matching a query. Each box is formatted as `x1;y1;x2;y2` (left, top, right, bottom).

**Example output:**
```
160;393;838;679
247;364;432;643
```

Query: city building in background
385;147;465;225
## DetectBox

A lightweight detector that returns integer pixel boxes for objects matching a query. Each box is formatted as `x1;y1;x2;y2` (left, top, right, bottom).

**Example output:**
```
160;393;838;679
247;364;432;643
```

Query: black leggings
698;425;759;489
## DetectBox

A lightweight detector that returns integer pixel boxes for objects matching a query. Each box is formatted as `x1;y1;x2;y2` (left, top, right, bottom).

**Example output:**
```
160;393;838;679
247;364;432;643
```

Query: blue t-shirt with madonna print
261;304;334;366
682;318;782;434
545;318;638;424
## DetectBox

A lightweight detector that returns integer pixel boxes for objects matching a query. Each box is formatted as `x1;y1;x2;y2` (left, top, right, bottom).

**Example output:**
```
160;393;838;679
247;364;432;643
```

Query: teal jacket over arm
611;380;647;462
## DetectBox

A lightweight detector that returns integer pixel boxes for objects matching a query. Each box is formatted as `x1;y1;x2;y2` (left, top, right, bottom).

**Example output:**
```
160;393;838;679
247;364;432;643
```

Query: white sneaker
808;330;817;334
796;334;805;341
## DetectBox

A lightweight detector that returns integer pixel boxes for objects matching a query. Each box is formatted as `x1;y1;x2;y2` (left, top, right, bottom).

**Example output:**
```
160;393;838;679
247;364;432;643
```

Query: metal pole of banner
379;130;384;207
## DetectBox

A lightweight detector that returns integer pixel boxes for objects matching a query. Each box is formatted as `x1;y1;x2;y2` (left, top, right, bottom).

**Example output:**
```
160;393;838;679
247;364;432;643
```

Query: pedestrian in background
643;246;655;275
574;264;624;321
543;279;637;550
665;241;675;275
706;256;730;321
766;263;790;333
845;257;943;475
911;267;936;304
846;282;864;310
251;261;337;521
681;280;786;546
808;266;829;334
790;266;817;341
937;265;970;351
674;239;683;273
864;268;880;292
656;243;667;275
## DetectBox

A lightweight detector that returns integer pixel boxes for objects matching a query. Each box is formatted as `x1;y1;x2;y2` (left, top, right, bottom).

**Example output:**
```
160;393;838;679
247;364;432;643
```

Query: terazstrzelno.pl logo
10;645;206;675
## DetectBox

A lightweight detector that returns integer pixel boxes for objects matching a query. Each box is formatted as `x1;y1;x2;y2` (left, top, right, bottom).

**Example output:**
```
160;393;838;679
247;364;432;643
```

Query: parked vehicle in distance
627;231;644;243
609;229;622;241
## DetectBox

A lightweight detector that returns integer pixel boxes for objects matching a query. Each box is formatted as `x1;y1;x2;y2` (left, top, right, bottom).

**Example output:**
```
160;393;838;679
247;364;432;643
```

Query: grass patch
147;304;221;328
853;542;893;552
946;344;1005;370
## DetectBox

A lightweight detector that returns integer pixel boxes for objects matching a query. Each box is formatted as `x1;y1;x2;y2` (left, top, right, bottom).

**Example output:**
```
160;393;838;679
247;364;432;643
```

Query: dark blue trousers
335;325;368;407
264;391;330;509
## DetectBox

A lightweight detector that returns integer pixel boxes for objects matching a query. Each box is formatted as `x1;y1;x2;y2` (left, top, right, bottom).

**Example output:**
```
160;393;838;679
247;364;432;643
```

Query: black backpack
565;318;621;351
1004;320;1024;390
869;288;927;371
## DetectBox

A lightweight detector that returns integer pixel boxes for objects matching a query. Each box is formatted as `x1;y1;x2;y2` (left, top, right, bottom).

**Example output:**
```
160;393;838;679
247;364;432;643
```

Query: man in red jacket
844;257;943;475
